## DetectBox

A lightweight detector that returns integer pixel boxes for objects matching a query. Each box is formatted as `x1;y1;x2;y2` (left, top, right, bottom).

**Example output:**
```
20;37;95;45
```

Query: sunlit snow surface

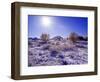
28;38;88;66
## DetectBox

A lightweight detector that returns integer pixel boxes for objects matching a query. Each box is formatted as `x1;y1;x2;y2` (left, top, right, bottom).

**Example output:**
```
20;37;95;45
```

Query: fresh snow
28;38;88;67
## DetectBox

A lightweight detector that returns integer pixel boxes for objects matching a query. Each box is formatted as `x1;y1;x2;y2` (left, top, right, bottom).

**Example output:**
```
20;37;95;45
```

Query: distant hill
52;36;63;41
78;36;88;41
28;37;39;41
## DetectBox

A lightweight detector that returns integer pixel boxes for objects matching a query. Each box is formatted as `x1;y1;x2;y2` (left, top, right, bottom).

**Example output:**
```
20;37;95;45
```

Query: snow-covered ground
28;37;88;67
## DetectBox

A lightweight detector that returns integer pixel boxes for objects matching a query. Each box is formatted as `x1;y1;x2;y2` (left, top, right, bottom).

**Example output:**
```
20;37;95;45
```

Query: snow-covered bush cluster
28;34;88;66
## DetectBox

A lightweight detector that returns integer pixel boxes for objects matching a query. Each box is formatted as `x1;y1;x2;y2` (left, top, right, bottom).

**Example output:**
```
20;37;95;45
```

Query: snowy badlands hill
28;37;88;66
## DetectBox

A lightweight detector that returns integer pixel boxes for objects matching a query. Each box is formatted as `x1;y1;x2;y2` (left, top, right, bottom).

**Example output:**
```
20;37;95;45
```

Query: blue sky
28;15;88;38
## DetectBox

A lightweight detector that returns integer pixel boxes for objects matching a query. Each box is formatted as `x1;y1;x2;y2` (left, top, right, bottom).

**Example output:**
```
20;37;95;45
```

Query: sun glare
42;16;51;27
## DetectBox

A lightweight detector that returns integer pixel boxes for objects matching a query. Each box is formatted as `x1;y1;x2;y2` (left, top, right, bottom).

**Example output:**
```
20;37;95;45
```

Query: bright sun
42;16;51;27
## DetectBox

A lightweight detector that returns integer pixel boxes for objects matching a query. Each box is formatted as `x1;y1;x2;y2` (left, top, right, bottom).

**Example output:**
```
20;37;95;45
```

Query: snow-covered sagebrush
28;37;88;66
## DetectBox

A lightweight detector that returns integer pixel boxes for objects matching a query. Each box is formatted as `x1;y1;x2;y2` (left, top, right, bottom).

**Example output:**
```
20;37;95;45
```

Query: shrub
58;55;64;59
62;60;68;65
40;33;50;41
69;32;78;43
